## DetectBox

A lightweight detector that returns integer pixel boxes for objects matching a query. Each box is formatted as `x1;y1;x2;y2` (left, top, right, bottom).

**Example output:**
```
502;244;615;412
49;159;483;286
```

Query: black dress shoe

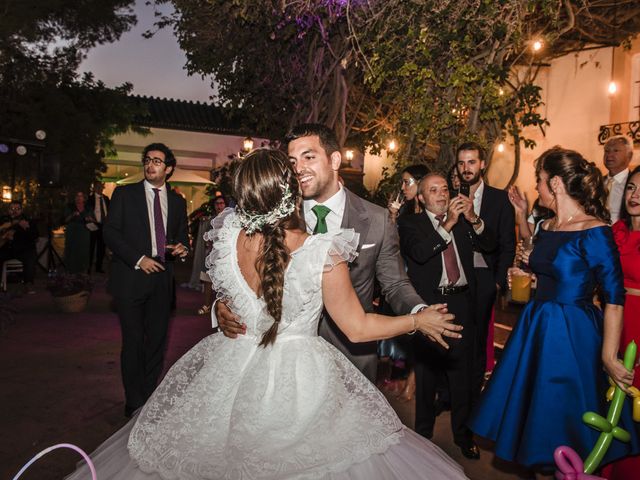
456;441;480;460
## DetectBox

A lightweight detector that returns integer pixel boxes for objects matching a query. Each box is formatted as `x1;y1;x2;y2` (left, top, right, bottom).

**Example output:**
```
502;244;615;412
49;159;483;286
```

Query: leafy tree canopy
0;0;144;223
155;0;640;199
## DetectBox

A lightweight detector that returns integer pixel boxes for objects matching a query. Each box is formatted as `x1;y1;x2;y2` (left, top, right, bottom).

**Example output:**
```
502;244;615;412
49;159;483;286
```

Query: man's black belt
434;284;469;295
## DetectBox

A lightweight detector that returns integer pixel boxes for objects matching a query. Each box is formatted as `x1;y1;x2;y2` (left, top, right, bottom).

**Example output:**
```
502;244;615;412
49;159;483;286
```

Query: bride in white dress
67;148;468;479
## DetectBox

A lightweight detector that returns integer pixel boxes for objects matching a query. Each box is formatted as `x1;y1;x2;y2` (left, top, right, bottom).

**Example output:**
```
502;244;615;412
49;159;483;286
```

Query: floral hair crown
236;183;296;234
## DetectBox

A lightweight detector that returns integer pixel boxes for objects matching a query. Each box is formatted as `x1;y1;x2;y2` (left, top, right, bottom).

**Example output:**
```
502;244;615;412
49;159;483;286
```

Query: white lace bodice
204;208;359;340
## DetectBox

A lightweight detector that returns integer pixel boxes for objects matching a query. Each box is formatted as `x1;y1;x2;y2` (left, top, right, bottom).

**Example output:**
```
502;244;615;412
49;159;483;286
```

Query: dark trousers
115;268;173;410
0;245;37;283
472;268;497;406
89;227;106;272
414;290;475;445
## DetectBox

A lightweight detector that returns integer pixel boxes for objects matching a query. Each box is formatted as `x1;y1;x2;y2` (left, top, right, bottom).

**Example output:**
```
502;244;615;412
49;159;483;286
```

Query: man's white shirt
135;180;168;268
303;186;346;234
424;210;468;288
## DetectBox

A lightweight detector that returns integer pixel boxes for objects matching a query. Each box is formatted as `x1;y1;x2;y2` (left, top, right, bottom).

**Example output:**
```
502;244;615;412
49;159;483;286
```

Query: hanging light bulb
345;149;354;162
608;47;617;96
532;39;543;52
497;143;505;153
388;139;397;152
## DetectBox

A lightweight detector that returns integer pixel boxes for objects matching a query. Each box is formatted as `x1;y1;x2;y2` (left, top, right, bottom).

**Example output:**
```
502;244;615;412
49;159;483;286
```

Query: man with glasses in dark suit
104;143;189;417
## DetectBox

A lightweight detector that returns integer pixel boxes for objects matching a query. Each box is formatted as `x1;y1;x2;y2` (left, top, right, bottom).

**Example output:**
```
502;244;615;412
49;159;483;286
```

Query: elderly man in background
603;135;634;223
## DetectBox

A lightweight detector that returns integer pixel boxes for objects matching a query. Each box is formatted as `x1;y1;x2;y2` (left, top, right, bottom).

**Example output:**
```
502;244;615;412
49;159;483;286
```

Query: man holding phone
455;142;515;405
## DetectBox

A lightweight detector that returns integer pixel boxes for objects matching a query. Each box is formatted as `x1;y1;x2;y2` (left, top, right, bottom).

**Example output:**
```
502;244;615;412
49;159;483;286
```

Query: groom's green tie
312;205;331;234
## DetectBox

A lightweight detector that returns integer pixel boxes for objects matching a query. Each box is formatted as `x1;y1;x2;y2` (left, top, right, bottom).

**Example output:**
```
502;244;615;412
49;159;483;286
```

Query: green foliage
0;0;143;225
157;0;640;200
154;0;358;143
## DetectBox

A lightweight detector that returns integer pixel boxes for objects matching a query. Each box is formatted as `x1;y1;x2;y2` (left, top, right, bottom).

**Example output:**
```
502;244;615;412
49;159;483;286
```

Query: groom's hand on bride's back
216;301;246;338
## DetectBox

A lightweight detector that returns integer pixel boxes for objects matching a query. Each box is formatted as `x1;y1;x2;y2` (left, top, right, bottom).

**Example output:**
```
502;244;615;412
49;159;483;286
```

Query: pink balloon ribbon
554;446;605;480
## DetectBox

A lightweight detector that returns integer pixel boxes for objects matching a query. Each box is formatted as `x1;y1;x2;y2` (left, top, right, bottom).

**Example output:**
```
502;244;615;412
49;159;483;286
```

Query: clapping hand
387;192;404;219
507;186;528;216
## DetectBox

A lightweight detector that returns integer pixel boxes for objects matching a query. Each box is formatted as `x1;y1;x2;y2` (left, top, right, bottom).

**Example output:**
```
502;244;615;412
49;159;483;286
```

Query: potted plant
47;273;93;313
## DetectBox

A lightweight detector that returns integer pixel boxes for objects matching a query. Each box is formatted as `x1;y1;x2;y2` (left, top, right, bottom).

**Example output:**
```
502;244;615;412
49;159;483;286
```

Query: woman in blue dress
469;147;639;473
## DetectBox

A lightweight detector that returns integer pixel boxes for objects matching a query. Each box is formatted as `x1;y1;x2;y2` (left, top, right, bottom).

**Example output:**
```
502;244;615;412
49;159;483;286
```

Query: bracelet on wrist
407;313;417;335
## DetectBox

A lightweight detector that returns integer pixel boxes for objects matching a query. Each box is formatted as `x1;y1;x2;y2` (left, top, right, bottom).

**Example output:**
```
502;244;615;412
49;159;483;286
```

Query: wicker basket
52;291;91;313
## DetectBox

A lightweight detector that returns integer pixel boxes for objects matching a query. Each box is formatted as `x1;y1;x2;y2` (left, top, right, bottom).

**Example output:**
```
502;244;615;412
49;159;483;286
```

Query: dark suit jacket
103;181;188;298
87;193;111;224
397;212;496;305
477;184;515;290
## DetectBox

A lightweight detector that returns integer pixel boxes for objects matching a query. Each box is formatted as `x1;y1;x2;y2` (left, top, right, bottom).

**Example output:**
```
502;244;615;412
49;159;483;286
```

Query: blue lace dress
469;226;640;470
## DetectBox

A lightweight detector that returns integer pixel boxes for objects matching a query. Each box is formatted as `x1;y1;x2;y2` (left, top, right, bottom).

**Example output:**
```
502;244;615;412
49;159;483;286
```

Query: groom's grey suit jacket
317;189;425;381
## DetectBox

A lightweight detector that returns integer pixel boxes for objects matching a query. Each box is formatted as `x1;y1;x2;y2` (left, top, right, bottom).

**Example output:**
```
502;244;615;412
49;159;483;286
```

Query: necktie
312;205;331;234
153;188;166;260
99;197;106;224
435;214;460;285
606;176;614;195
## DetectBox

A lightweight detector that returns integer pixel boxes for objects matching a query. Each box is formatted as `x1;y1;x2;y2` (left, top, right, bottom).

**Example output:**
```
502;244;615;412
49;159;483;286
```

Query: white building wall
105;128;267;213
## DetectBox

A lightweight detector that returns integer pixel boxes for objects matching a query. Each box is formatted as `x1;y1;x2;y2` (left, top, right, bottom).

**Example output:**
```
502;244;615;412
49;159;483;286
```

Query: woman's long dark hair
400;164;430;218
534;147;610;224
233;148;304;347
619;165;640;228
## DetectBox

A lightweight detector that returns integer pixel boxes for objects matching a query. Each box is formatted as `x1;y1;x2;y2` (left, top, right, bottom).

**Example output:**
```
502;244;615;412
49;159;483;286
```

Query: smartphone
459;182;470;197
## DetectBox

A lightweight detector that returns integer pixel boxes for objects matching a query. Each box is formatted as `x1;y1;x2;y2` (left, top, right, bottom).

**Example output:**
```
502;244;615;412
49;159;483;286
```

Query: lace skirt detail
130;334;405;478
66;333;467;479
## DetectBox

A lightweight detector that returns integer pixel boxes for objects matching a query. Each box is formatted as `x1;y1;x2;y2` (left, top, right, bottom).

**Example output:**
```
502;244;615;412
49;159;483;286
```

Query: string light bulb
532;40;543;52
388;140;397;152
497;143;505;153
345;149;354;162
608;47;617;96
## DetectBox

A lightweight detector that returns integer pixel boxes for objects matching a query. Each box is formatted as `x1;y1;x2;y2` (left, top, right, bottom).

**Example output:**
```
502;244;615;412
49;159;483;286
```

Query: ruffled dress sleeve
322;228;360;272
204;207;241;303
582;226;625;306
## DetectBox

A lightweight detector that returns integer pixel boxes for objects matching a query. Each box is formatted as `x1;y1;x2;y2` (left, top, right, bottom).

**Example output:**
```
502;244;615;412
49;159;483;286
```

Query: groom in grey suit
215;124;457;382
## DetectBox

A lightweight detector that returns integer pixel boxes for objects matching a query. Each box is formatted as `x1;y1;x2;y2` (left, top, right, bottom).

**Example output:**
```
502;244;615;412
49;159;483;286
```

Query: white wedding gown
67;210;468;480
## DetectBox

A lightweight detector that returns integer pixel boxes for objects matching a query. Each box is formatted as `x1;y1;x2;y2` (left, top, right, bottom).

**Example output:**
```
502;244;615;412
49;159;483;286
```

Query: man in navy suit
455;142;515;404
104;143;189;417
398;173;496;459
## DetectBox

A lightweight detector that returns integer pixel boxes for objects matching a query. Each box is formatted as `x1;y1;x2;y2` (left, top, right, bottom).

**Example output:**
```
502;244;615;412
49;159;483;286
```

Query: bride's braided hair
535;146;610;224
233;148;304;347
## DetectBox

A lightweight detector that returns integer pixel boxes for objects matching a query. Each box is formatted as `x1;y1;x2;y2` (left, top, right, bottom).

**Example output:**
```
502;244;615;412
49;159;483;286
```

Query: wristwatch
470;216;482;226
